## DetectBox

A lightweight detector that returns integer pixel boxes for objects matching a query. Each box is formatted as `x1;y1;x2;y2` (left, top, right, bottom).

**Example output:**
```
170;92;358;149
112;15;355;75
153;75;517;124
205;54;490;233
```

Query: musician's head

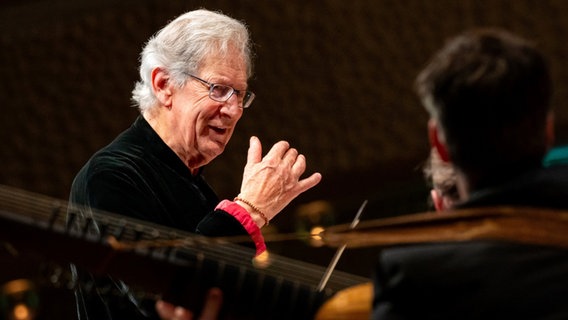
131;9;255;168
415;28;553;193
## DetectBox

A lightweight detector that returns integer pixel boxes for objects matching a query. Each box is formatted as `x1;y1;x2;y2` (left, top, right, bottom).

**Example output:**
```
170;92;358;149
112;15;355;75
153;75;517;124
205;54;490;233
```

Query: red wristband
215;200;267;256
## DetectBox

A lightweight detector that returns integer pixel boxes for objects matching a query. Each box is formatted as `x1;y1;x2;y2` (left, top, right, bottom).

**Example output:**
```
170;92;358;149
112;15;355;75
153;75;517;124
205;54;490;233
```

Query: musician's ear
428;119;450;163
151;67;173;108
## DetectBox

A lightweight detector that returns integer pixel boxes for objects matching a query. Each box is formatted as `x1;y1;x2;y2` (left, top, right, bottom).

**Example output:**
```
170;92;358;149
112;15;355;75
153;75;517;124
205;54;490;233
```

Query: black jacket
69;116;249;319
373;165;568;319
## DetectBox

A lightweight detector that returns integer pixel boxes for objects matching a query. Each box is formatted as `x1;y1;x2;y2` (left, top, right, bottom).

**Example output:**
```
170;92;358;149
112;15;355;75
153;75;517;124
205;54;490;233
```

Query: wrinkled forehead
198;49;249;82
196;42;250;76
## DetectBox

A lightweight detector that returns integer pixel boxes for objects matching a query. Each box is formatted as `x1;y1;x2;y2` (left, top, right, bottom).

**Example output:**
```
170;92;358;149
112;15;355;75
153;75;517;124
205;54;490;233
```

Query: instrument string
317;199;367;292
0;185;369;290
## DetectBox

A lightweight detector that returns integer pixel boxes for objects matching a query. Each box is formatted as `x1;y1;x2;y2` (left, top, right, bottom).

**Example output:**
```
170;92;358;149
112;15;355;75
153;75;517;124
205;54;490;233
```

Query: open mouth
210;126;227;135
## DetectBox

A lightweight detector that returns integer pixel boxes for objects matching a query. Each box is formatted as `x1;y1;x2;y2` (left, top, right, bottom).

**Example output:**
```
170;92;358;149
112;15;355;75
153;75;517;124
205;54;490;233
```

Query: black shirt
69;116;249;319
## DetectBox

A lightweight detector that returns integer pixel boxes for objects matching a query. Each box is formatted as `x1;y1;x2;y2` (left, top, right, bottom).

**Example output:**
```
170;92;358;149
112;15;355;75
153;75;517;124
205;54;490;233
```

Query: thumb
247;136;262;164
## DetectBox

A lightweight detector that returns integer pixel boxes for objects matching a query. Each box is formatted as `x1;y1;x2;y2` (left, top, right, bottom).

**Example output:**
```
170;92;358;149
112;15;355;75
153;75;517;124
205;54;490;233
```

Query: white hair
131;9;253;113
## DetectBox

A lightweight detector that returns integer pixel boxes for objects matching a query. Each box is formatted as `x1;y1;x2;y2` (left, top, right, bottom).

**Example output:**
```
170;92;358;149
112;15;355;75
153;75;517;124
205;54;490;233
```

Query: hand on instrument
155;288;223;320
237;136;322;227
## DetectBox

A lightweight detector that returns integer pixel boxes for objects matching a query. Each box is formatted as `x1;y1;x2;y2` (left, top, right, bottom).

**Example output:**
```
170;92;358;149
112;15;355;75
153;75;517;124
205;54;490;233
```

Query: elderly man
70;9;321;319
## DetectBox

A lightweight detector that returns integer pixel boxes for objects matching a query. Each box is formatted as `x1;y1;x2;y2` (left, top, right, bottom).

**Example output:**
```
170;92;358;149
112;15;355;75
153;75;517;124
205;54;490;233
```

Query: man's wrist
233;197;269;228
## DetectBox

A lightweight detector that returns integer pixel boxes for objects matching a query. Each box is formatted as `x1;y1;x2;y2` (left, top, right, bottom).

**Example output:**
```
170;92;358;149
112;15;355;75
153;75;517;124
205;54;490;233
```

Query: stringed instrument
0;185;370;320
314;205;568;319
3;184;568;319
322;206;568;249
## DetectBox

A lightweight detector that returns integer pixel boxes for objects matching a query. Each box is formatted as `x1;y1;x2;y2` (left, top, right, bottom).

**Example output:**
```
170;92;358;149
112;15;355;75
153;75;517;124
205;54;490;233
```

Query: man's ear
546;112;555;149
428;119;451;163
151;67;173;108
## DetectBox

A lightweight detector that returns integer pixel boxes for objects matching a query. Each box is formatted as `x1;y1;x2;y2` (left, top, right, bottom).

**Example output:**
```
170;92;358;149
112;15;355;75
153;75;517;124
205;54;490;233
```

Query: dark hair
415;28;552;187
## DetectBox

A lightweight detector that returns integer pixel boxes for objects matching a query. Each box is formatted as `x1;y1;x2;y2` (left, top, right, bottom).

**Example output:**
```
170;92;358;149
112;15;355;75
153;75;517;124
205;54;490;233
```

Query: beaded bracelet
234;197;269;227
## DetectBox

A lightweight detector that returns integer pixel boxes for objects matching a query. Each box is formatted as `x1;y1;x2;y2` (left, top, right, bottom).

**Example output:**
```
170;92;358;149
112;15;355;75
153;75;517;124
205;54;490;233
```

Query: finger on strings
199;288;223;320
173;306;193;320
155;300;193;320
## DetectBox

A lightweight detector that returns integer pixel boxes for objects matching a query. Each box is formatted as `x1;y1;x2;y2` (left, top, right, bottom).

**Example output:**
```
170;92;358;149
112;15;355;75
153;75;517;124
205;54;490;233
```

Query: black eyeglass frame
184;73;255;109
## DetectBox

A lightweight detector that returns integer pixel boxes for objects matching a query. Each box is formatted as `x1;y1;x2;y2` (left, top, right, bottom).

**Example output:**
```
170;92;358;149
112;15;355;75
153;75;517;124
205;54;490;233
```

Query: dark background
2;0;568;318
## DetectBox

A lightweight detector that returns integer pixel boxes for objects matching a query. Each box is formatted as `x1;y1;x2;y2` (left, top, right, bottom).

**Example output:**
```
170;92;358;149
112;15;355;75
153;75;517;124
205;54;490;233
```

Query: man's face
169;49;248;168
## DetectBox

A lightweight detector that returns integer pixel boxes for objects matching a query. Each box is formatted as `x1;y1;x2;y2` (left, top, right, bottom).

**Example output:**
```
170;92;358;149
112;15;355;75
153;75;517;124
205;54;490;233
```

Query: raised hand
236;136;322;227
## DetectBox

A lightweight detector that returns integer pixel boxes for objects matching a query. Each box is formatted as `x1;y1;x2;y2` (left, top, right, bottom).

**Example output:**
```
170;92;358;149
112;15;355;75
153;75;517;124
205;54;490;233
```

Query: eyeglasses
185;73;255;109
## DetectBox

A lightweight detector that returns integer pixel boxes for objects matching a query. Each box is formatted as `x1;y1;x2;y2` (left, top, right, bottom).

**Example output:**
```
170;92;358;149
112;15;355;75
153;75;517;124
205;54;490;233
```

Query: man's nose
221;94;243;115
